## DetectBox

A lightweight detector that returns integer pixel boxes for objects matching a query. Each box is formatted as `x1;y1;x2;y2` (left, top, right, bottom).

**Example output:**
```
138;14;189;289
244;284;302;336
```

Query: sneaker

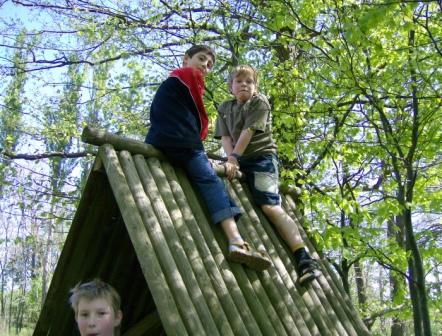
296;258;320;285
228;242;272;271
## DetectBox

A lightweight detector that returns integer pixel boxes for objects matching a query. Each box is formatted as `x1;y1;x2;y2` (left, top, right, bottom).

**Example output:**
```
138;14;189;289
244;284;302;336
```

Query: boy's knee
261;204;277;214
262;203;286;216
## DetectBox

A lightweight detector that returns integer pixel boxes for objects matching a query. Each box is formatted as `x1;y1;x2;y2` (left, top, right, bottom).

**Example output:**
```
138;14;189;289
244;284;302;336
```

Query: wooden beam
82;126;165;160
98;144;189;336
81;126;242;179
122;310;163;336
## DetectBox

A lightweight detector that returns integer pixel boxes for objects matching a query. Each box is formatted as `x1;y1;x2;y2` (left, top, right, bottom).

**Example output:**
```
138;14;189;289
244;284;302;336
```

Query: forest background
0;1;441;335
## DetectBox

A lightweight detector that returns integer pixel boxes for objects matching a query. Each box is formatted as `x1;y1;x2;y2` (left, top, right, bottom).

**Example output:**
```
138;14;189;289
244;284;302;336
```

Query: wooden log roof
33;127;371;336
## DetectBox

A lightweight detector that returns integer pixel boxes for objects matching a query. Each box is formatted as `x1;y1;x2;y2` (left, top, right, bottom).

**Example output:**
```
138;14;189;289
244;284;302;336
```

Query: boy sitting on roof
215;65;320;285
145;45;271;271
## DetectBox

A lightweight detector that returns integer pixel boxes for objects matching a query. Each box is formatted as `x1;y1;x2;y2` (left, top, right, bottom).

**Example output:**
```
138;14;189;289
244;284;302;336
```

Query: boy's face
231;72;256;103
183;51;214;76
76;297;122;336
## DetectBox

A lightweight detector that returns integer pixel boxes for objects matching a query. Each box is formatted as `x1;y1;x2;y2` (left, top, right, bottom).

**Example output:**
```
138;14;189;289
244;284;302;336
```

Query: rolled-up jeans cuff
212;207;242;225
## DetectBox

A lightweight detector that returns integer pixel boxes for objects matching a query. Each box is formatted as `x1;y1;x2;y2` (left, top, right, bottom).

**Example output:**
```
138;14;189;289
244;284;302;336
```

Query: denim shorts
239;153;281;206
157;146;242;224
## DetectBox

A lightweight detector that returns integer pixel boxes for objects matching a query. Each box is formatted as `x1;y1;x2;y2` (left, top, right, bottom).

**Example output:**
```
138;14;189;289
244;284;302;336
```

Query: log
134;155;222;336
82;126;165;159
230;180;311;336
122;310;163;336
121;151;210;336
160;160;251;336
283;194;370;336
81;125;242;179
98;144;188;336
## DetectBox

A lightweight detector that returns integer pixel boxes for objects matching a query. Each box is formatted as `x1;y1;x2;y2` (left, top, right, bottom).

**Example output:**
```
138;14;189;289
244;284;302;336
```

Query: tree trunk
405;28;432;336
395;192;422;336
388;217;406;336
341;259;350;296
15;285;25;334
0;228;8;318
354;260;367;317
7;284;13;333
338;208;351;296
404;209;431;336
41;218;53;307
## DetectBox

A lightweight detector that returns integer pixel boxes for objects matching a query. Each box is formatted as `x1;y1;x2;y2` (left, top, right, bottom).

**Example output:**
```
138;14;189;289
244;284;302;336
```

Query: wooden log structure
32;126;371;336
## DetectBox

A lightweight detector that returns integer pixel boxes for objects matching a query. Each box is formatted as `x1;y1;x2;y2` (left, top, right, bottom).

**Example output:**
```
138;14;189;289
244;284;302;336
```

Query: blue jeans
158;147;242;224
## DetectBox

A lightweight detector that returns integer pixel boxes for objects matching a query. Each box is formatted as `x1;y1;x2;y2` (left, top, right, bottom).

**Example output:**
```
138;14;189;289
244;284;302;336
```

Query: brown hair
185;45;216;64
227;64;259;91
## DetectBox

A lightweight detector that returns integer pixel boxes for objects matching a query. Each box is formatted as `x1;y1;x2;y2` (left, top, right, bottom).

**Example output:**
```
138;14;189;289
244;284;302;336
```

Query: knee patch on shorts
254;171;279;194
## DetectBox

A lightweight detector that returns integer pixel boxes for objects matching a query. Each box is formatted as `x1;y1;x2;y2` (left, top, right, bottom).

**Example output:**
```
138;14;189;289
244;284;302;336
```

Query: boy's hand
225;157;239;180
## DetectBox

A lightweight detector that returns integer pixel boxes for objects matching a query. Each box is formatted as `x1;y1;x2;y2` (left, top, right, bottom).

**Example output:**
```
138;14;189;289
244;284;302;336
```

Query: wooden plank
234;178;334;336
170;165;263;336
309;280;355;336
250;201;320;336
117;149;208;335
174;169;278;336
98;144;188;336
264;197;341;335
159;159;251;336
122;310;163;336
282;195;371;336
280;195;358;336
82;126;165;159
211;212;286;336
145;156;231;335
225;181;292;336
130;154;221;336
230;181;309;336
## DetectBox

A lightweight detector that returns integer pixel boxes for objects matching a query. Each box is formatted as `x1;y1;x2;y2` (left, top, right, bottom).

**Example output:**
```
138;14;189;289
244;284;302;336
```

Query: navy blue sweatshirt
145;69;207;150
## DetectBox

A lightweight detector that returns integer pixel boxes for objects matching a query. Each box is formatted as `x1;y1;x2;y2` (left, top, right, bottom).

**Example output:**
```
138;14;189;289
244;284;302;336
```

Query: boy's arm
221;135;237;180
230;128;255;157
221;136;234;155
224;129;255;180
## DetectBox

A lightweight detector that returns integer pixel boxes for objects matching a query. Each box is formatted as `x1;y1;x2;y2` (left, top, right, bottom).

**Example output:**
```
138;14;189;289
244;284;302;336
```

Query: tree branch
1;149;95;160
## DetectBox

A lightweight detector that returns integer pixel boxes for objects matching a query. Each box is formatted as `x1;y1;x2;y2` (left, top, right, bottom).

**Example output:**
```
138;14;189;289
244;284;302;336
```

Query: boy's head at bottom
183;44;216;76
69;279;123;336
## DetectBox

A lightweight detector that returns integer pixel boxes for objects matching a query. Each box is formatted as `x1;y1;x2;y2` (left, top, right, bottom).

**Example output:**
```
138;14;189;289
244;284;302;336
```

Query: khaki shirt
215;93;277;158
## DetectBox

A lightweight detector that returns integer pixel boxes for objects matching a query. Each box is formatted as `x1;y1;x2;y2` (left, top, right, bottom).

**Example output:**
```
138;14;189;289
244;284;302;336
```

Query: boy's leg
220;218;271;271
157;147;240;223
261;205;319;285
180;149;271;271
183;150;241;223
261;204;304;248
240;154;319;284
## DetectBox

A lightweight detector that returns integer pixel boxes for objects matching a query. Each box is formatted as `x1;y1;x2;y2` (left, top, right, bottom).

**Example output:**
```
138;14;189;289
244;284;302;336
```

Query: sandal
297;259;320;285
228;242;272;271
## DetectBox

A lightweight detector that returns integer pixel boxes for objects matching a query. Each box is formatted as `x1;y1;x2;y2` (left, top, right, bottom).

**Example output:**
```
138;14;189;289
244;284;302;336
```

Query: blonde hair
69;279;121;316
227;64;259;89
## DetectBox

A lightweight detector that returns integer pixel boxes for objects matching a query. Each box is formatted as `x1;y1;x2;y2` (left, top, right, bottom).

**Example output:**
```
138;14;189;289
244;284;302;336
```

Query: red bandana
170;67;209;140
